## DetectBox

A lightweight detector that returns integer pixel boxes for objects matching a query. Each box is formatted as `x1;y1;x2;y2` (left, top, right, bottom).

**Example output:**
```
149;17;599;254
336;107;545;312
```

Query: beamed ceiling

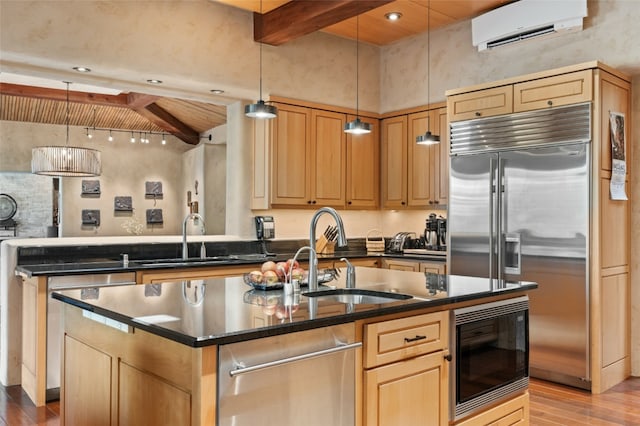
1;0;510;145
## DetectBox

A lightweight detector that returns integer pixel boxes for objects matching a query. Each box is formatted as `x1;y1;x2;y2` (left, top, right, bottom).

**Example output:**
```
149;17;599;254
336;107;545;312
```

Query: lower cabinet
381;258;446;274
454;392;530;426
364;351;448;426
362;311;449;426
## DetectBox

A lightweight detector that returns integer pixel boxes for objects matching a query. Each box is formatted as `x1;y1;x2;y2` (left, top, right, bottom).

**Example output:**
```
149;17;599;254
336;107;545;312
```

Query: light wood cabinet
514;70;592;112
447;85;513;121
363;311;449;426
382;106;448;209
454;392;529;426
381;258;446;274
346;115;380;209
270;104;346;208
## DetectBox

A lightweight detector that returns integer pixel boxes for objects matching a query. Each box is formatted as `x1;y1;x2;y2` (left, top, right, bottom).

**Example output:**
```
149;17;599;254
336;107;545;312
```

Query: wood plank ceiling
1;0;510;145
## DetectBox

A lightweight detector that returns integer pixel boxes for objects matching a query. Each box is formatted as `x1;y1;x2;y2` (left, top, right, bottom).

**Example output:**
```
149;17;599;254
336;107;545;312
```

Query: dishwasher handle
229;341;362;377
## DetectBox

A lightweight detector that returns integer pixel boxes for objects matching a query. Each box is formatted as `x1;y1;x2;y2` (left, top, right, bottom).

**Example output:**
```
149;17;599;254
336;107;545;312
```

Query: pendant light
416;0;440;145
31;82;102;176
344;15;371;135
245;0;278;119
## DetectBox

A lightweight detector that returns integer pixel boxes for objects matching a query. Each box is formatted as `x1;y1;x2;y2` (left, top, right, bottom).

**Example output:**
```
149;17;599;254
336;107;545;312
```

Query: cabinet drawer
447;86;513;121
514;70;592;112
364;311;448;368
455;392;529;426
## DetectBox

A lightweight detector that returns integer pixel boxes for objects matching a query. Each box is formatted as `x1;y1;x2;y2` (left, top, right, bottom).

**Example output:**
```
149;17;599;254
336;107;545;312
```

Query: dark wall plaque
145;181;163;197
81;180;101;196
81;209;100;226
114;196;133;211
146;209;163;224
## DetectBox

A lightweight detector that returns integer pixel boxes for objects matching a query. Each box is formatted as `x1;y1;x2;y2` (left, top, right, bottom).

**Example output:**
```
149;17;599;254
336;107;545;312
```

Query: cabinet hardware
401;201;406;205
547;100;553;106
348;201;352;205
404;335;427;343
475;111;482;117
444;354;452;362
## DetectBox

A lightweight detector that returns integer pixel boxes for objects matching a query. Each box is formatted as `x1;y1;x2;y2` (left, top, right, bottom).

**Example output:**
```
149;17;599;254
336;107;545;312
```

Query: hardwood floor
1;377;639;425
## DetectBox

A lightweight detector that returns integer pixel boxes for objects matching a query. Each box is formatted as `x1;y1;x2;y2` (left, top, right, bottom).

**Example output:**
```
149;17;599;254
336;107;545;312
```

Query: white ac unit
472;0;587;51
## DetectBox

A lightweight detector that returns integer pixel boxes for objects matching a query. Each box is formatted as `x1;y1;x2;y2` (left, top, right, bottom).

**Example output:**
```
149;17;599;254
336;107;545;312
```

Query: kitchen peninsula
52;267;536;425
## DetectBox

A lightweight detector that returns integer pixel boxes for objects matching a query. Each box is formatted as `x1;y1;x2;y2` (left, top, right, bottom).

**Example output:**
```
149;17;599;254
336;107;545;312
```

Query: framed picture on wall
114;196;133;212
81;209;100;226
81;180;101;196
145;181;163;198
146;209;163;224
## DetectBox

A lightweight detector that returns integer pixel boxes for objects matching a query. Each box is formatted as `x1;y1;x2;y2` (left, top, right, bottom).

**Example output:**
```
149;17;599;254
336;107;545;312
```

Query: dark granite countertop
16;249;446;277
51;267;536;347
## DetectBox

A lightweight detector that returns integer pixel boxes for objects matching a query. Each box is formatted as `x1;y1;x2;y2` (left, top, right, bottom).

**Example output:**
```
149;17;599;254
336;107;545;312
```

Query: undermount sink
303;288;412;305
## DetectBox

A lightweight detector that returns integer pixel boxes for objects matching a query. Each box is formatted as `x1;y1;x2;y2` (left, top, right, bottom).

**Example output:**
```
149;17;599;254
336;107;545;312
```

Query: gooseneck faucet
182;213;207;260
308;207;347;291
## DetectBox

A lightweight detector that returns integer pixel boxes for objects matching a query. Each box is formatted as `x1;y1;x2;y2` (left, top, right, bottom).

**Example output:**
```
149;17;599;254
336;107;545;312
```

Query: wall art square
81;209;100;226
81;180;101;196
114;196;133;212
146;209;163;224
145;181;163;198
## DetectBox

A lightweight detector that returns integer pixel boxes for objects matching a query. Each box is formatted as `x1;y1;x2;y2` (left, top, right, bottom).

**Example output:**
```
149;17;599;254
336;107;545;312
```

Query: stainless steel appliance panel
449;153;498;279
218;323;358;426
500;144;589;385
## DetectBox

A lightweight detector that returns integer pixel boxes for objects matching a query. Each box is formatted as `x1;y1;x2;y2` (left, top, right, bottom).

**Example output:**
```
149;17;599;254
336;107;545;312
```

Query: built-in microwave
451;295;529;421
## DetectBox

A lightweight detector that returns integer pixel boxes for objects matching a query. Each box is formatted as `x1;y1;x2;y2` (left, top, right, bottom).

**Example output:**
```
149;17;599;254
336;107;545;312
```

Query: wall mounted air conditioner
472;0;587;51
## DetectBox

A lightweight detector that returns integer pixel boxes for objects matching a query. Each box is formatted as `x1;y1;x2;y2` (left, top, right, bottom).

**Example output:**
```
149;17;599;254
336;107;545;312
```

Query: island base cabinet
60;305;216;426
364;351;448;426
453;392;529;426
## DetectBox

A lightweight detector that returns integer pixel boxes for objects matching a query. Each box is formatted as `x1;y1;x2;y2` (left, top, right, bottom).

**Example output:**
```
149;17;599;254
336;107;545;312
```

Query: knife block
315;235;335;254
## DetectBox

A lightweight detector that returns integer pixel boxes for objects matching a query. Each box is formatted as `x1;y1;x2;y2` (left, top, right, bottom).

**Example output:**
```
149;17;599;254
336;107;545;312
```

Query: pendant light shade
344;15;371;135
416;0;440;145
31;82;102;176
245;0;277;120
245;100;278;119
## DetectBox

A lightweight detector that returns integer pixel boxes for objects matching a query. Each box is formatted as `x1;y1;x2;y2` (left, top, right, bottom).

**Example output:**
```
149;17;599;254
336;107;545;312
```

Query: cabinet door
381;116;408;208
600;178;629;268
514;70;592;112
63;336;112;426
271;104;312;206
419;261;446;274
407;111;435;207
454;392;529;426
346;115;379;209
311;109;346;207
436;107;449;204
447;86;513;121
601;273;629;367
381;258;419;272
364;351;448;426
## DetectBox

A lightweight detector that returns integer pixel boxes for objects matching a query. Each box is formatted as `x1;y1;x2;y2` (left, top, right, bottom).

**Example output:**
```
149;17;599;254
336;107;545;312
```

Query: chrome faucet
182;213;206;260
340;257;356;289
308;207;347;292
288;246;316;291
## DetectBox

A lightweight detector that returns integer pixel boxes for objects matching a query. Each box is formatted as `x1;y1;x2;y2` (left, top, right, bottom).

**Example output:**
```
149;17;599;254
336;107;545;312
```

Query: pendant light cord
355;15;360;119
259;0;263;100
427;0;431;131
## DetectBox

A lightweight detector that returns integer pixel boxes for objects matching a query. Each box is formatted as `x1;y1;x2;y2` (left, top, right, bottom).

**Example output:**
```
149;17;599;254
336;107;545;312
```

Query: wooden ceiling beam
127;92;161;109
133;103;200;145
0;83;129;107
255;0;394;45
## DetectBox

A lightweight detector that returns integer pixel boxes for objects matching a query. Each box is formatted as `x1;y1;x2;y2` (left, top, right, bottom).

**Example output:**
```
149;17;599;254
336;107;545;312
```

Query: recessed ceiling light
385;12;402;21
146;79;163;84
72;66;91;73
210;89;225;94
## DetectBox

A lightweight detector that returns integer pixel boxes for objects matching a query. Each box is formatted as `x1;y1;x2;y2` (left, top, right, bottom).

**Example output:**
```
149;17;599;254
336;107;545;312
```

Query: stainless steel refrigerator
448;103;593;389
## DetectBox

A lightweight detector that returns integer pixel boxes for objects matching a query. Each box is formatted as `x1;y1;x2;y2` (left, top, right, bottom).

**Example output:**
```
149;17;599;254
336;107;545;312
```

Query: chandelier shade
32;146;102;177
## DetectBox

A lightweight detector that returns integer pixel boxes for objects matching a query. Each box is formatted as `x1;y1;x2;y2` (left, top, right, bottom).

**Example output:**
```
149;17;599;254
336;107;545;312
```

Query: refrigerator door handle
489;157;497;279
503;233;522;275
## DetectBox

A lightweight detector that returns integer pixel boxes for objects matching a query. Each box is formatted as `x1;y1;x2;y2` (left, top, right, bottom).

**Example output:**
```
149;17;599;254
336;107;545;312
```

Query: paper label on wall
609;111;627;200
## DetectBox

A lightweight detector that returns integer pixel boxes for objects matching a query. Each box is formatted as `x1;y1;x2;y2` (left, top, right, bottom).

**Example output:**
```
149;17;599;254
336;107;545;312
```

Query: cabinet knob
547;100;553;106
429;200;433;205
312;200;317;204
475;111;481;117
444;354;452;362
307;200;312;204
347;201;352;205
434;200;439;204
401;201;406;205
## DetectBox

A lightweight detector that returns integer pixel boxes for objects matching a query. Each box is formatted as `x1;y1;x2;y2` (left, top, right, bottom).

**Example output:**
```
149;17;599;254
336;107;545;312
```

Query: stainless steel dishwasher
218;323;360;426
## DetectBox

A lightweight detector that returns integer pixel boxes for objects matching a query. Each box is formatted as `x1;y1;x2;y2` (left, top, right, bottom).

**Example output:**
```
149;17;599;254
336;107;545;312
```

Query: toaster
387;232;416;253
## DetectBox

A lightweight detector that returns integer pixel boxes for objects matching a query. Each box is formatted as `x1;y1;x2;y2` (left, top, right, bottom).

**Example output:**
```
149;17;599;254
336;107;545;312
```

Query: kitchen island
52;267;536;425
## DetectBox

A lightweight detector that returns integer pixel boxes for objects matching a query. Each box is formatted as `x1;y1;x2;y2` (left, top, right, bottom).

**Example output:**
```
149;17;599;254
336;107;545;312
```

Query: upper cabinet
267;100;379;209
382;106;448;209
514;70;592;112
346;115;380;209
447;86;513;121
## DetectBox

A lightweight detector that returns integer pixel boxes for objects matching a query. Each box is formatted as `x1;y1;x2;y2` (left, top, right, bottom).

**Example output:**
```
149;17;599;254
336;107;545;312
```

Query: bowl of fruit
243;259;337;291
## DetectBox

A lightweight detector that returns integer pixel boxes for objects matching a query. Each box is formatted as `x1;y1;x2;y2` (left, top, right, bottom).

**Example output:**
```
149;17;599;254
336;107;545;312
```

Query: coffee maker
424;214;447;251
